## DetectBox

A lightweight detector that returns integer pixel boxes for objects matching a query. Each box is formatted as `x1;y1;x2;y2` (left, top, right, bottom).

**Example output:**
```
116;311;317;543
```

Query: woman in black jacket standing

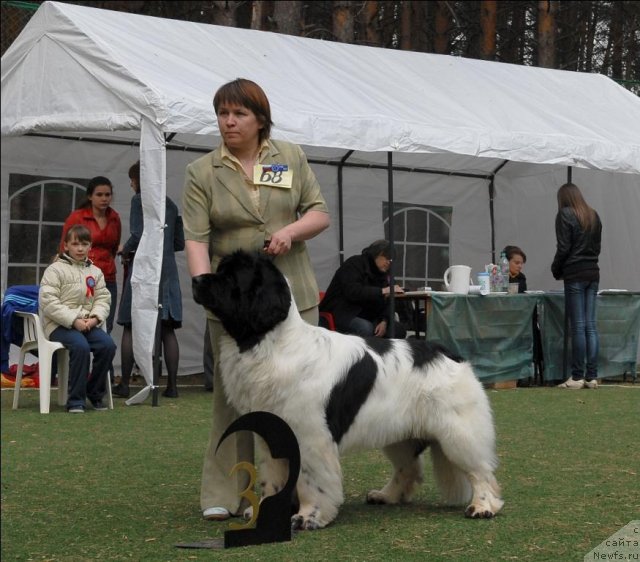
551;183;602;389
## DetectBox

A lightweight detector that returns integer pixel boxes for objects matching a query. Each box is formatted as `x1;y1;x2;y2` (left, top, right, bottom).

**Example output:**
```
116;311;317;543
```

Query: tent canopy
2;1;639;174
2;1;640;382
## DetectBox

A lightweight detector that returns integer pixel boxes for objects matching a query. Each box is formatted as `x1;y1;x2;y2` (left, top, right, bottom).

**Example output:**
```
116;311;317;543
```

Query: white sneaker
202;507;230;521
584;379;598;389
557;378;585;389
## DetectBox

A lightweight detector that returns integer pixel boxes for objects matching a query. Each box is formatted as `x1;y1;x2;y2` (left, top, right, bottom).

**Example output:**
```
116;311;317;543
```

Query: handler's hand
374;320;387;337
264;228;292;256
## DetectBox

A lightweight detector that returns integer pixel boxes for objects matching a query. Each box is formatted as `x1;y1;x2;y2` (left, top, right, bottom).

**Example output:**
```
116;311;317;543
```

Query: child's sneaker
557;378;585;389
584;379;598;389
67;406;85;414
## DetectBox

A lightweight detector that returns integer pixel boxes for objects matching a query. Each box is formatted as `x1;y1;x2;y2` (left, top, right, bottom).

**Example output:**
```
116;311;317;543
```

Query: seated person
503;245;528;293
320;239;406;338
39;224;116;413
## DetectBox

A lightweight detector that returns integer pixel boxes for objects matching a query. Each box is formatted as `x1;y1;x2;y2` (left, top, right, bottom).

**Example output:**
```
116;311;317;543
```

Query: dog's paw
366;490;391;505
464;504;496;519
291;514;323;531
242;505;253;521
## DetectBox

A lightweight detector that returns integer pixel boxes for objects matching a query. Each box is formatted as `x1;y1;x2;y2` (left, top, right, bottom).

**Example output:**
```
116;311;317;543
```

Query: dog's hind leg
366;440;425;505
430;417;504;518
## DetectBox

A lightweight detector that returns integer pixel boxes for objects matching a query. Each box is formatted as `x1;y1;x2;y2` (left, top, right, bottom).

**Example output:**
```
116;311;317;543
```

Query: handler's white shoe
203;507;230;521
557;378;585;389
584;379;598;389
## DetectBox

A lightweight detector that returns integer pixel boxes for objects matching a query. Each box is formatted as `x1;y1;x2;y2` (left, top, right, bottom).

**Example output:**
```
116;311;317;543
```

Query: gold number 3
228;461;260;530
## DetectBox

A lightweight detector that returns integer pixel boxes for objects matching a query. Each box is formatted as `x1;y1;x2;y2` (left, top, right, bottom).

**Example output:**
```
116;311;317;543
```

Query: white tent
3;1;640;392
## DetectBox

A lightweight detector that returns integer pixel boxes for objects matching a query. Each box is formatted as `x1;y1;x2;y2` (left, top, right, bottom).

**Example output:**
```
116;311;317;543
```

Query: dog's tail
430;442;472;505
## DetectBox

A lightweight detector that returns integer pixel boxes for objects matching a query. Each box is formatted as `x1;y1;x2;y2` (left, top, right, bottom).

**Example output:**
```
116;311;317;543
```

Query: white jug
443;265;472;294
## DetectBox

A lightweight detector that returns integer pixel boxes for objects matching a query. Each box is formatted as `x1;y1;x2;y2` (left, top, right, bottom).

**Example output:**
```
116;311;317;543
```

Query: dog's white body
195;251;504;530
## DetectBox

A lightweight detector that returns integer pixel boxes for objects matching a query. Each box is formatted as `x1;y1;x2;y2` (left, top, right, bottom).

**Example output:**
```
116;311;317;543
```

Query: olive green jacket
182;139;328;313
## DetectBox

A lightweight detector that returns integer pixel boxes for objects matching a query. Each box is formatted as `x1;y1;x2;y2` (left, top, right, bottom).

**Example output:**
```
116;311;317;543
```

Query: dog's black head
192;250;292;351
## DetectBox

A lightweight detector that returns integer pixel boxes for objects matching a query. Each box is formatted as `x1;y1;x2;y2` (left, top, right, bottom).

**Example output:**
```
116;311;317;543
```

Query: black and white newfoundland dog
192;250;504;530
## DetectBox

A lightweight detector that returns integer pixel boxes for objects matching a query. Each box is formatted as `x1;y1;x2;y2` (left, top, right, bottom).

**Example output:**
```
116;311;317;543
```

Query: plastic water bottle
500;251;509;291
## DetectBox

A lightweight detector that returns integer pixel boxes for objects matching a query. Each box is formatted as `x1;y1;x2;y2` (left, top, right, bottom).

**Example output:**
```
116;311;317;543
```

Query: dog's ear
213;251;292;350
245;256;291;334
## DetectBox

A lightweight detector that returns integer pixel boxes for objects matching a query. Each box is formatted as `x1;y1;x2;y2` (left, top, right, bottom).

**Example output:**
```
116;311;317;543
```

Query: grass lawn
1;379;638;561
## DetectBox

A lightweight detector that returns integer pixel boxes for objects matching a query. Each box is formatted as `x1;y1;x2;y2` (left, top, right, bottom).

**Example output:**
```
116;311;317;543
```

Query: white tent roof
2;1;639;174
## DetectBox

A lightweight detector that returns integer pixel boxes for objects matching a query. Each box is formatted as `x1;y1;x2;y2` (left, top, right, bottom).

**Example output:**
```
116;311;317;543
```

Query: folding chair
318;291;336;331
11;312;113;413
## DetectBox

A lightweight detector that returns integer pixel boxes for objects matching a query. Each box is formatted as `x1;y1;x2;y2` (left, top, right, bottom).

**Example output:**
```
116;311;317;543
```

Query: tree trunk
623;3;638;84
250;0;265;30
434;0;451;54
360;0;379;46
538;0;556;68
272;0;302;36
400;0;412;51
333;0;354;43
411;0;430;53
212;1;241;27
584;1;599;73
480;0;497;60
610;0;624;79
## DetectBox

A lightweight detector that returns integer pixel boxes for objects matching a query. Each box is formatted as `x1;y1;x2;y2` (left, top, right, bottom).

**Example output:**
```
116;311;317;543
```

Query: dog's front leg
242;437;289;521
291;443;344;530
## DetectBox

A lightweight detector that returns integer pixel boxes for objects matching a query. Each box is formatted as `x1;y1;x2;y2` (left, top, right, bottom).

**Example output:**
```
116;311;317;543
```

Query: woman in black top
551;183;602;389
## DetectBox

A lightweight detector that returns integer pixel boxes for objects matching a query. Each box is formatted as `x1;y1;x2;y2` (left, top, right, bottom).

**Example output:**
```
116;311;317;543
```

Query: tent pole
489;160;509;264
337;150;354;266
387;152;396;339
152;300;162;407
562;166;573;382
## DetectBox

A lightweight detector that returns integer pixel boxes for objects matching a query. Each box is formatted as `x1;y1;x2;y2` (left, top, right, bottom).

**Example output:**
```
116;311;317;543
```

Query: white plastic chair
11;312;113;413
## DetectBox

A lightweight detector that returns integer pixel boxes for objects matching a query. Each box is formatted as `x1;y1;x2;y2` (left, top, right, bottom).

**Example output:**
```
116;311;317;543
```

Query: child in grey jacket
39;225;116;412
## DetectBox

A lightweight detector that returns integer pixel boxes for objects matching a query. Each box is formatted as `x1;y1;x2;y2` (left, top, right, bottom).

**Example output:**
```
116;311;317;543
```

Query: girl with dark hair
60;176;122;335
551;183;602;389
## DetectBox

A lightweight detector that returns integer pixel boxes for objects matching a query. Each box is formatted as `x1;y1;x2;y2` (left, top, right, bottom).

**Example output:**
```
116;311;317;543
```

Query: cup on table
508;283;519;295
477;272;491;295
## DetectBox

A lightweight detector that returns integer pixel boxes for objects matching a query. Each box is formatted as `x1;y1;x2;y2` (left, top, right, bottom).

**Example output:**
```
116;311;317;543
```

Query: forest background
1;1;639;95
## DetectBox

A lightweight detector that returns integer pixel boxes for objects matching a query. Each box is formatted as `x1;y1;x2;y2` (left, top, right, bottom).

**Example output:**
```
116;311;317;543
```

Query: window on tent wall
6;174;87;287
383;202;452;291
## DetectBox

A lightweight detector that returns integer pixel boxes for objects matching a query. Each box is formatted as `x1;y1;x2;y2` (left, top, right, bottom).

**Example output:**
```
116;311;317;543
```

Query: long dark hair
79;176;113;209
557;183;597;231
213;78;273;144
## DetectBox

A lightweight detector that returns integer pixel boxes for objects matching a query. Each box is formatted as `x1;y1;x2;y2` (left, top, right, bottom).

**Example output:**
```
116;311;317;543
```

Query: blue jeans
50;326;116;409
564;280;599;381
346;317;407;339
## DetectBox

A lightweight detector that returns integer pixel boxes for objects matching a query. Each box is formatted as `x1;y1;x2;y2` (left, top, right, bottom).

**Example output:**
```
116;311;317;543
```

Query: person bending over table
320;239;407;339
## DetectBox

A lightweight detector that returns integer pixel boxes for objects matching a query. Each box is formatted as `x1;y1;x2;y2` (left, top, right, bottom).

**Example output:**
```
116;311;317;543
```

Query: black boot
162;372;178;398
112;382;130;398
162;386;178;398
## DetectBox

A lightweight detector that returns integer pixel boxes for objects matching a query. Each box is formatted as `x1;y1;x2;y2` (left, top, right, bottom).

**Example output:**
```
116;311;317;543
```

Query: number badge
253;164;293;188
